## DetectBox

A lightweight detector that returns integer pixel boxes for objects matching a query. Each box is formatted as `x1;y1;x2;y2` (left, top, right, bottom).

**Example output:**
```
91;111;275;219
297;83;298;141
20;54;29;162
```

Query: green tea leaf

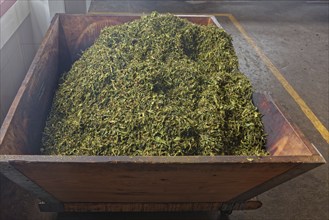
42;12;267;156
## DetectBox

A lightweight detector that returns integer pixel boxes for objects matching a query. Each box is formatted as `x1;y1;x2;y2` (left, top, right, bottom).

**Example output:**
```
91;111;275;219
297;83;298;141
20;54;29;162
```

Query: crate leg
219;203;233;219
218;198;262;218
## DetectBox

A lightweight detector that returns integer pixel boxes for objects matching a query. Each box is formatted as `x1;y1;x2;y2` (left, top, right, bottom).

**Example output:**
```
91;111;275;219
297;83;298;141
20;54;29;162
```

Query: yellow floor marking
88;11;329;143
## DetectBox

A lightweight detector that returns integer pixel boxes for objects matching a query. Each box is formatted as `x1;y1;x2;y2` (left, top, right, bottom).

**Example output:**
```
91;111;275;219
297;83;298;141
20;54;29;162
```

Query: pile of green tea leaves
42;12;267;156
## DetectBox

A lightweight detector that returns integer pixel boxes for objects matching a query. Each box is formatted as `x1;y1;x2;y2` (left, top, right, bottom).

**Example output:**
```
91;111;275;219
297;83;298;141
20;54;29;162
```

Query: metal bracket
220;202;235;215
0;161;63;211
219;198;262;217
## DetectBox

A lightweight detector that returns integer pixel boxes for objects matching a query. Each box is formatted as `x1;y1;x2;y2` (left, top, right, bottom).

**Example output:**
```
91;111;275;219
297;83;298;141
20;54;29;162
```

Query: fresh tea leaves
42;12;267;156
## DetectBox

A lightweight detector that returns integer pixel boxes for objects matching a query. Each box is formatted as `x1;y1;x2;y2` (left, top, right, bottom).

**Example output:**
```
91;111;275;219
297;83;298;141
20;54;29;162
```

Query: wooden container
0;14;325;213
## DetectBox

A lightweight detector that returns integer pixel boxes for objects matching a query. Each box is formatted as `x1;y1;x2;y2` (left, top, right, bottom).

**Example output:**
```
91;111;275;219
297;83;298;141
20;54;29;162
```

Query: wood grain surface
12;161;295;203
59;14;218;62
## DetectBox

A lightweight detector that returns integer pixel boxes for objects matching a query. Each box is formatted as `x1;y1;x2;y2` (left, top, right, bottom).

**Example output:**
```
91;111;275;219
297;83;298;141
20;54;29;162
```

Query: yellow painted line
218;13;329;143
88;11;329;143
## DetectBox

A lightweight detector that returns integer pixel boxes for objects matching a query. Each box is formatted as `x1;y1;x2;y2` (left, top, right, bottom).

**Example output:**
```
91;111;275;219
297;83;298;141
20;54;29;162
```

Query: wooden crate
0;14;325;213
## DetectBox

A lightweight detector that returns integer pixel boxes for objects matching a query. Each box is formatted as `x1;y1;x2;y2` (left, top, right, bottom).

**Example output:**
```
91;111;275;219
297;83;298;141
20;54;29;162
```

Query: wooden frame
0;14;325;213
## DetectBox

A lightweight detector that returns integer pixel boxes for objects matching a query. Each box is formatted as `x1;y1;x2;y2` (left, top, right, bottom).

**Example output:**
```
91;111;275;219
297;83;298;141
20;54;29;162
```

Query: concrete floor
60;1;329;220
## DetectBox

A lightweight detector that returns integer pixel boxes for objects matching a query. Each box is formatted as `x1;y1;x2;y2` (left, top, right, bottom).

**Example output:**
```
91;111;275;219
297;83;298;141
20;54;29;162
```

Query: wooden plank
59;14;140;61
0;154;325;164
58;14;217;62
228;162;322;203
253;93;314;156
47;202;222;212
11;161;295;203
58;17;73;75
39;201;261;213
255;93;321;156
39;200;261;212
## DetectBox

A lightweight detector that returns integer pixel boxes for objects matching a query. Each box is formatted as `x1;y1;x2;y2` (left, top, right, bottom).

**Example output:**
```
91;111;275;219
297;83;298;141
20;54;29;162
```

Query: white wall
29;0;67;46
0;0;67;50
0;0;90;124
29;0;67;47
0;0;35;123
0;0;30;49
49;0;66;19
29;0;51;46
